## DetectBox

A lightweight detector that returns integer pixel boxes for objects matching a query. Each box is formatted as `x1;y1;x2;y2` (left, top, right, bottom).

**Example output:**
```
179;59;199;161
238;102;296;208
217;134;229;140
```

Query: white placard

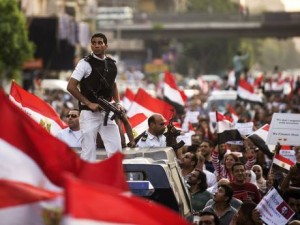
235;122;253;136
256;187;295;225
266;113;300;145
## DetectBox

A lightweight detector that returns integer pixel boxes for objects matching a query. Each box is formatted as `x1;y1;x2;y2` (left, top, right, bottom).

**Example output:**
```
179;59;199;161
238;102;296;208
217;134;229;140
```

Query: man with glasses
136;113;167;148
56;109;81;148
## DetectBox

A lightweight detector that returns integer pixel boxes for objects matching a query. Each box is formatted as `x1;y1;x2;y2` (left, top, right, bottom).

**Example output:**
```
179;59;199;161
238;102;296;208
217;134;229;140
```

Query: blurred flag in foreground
0;89;129;191
63;175;190;225
0;179;62;225
126;88;174;121
9;81;67;135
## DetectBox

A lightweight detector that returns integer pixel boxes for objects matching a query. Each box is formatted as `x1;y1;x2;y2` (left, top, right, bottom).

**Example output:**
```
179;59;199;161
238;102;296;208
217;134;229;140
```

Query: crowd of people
35;32;300;225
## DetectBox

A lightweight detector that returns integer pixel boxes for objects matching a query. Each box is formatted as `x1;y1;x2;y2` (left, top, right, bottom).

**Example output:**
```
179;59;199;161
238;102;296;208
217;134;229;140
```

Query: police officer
67;32;122;161
136;114;167;148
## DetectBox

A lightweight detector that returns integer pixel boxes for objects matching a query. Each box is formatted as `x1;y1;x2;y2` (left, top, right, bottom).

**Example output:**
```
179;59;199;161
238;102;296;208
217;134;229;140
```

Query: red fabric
64;175;190;225
0;179;61;208
0;89;128;191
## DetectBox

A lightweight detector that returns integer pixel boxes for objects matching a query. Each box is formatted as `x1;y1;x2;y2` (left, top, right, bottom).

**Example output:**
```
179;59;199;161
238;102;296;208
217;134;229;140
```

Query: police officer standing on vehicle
67;32;122;161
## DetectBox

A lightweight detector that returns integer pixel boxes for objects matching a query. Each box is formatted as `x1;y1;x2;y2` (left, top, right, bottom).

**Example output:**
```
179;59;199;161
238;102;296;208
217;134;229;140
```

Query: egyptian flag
227;104;239;123
0;179;62;225
0;89;129;192
126;113;148;141
126;88;174;121
9;81;67;135
163;71;187;114
272;154;295;174
122;88;135;111
216;111;243;144
279;145;296;163
247;124;274;159
237;79;263;105
62;175;191;225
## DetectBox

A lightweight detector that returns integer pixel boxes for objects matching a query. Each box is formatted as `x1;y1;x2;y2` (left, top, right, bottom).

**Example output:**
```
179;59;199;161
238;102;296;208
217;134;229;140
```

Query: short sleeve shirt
136;131;167;148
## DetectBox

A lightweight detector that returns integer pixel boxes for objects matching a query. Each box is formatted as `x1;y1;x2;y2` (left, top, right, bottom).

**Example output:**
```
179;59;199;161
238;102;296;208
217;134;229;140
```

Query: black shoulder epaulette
105;56;116;63
84;54;93;62
141;132;148;142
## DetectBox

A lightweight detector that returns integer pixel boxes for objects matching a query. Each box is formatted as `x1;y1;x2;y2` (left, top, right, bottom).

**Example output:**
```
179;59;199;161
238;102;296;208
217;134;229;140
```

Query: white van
96;6;133;25
203;90;238;113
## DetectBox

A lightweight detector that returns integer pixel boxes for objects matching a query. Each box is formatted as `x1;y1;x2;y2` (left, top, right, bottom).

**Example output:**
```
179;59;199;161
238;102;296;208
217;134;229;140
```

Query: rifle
97;96;123;126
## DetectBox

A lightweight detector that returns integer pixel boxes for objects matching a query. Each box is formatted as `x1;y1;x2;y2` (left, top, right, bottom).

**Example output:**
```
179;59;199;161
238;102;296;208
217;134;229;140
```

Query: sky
281;0;300;11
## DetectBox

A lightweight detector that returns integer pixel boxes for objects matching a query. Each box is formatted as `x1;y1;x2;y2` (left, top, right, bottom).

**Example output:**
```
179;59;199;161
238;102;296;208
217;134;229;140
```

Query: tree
0;0;34;87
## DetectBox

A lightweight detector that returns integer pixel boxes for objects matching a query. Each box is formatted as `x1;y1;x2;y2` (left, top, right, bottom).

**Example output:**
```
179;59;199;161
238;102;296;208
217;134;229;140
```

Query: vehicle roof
207;90;237;99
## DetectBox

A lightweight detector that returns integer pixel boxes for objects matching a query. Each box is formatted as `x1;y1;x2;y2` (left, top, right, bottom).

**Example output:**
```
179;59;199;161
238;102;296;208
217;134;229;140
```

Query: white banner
267;113;300;145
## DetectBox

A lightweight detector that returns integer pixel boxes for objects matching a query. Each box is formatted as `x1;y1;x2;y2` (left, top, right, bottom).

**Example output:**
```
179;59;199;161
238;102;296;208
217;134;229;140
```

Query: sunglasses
66;114;78;118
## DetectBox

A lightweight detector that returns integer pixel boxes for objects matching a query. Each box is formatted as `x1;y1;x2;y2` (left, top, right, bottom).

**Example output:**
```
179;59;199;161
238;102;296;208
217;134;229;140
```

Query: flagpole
216;111;221;180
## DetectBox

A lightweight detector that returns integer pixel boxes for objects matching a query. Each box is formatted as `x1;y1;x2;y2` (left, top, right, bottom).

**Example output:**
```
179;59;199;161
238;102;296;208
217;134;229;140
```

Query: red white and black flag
126;88;174;121
9;81;67;135
163;71;187;114
237;79;263;105
272;153;295;174
216;111;243;144
247;124;274;159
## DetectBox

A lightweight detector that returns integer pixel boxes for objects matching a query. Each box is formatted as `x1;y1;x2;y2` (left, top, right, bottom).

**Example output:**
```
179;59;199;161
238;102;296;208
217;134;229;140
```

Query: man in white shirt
136;114;167;148
67;33;122;161
56;109;82;148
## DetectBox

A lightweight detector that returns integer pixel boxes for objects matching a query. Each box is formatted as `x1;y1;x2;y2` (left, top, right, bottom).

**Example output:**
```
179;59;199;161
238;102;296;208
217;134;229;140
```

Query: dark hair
91;33;107;45
232;162;245;172
187;144;199;153
201;139;214;148
191;152;198;168
218;184;233;204
195;169;208;192
236;202;257;225
199;211;220;225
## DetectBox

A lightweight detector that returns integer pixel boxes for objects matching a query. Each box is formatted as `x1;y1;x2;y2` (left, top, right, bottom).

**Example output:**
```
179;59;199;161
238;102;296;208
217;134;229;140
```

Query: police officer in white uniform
136;114;167;148
67;33;122;161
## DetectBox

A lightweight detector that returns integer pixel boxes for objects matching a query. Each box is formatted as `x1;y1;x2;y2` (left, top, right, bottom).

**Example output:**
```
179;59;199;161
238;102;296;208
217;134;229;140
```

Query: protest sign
256;187;294;225
267;113;300;145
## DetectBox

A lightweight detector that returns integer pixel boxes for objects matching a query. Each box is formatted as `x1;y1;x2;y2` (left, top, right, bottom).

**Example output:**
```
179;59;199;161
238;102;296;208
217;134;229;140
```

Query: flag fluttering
9;81;67;135
63;175;191;225
126;88;174;121
237;79;263;104
0;89;129;191
163;71;187;114
216;111;243;144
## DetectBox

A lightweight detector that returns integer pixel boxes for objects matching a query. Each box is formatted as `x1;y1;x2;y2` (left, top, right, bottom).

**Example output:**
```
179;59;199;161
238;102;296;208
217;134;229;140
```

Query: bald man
136;114;167;148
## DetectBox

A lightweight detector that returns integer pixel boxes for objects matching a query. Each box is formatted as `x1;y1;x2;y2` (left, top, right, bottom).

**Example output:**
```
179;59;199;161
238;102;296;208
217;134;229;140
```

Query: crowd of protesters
36;64;300;225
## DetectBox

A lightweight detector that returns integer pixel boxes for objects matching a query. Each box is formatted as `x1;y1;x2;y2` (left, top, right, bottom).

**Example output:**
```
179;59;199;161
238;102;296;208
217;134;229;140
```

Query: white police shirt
136;131;167;148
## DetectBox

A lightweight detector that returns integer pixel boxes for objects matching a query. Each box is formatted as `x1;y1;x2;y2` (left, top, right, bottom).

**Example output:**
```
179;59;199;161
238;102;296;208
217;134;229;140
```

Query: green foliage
0;0;34;80
176;38;242;75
